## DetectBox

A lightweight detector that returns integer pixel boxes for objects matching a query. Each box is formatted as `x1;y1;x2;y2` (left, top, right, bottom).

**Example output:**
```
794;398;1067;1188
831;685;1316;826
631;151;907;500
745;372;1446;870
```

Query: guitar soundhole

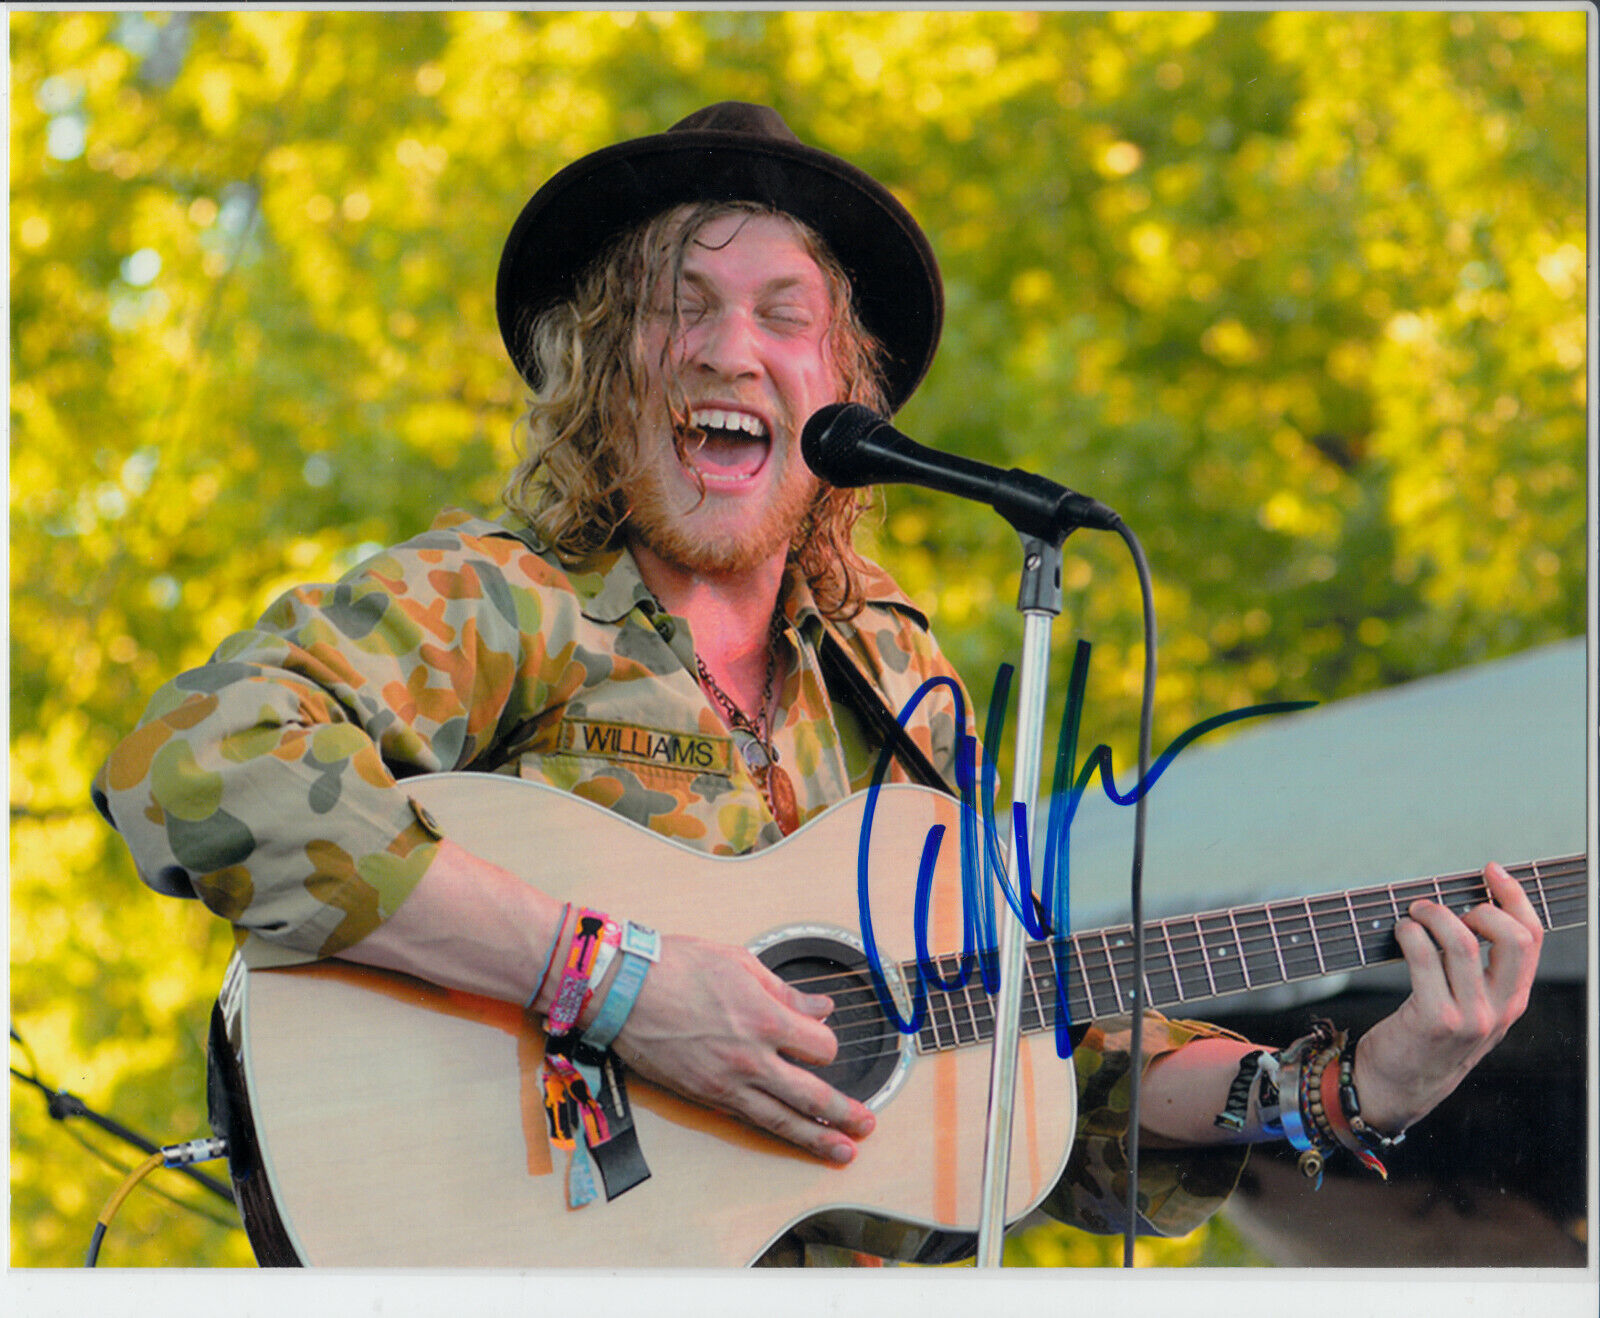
759;936;903;1104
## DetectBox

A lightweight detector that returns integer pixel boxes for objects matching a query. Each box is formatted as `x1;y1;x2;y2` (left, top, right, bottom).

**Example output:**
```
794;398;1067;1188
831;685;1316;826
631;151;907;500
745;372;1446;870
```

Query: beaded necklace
695;615;800;835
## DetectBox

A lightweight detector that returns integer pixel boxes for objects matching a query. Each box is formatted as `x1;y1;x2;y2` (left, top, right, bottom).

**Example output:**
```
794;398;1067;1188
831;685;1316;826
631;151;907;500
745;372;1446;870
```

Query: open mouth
681;407;771;482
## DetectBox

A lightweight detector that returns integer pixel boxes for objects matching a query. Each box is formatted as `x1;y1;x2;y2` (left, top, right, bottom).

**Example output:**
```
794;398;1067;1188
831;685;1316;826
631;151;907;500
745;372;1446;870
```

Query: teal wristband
583;921;660;1048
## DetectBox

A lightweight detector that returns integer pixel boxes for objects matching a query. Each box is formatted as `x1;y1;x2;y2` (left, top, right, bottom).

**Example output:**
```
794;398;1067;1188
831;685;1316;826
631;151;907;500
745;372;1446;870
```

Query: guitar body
213;775;1079;1268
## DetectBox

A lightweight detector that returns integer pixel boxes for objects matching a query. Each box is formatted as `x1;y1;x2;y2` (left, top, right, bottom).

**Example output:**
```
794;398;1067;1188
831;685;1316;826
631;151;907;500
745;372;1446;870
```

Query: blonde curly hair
501;201;889;619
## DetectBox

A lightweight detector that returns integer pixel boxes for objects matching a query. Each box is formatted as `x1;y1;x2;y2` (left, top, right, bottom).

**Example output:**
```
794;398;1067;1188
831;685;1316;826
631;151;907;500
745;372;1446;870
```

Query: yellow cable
96;1150;165;1230
86;1140;229;1265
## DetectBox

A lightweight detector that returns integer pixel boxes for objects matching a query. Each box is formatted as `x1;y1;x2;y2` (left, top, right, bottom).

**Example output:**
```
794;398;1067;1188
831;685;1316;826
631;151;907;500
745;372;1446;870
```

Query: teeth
690;408;767;438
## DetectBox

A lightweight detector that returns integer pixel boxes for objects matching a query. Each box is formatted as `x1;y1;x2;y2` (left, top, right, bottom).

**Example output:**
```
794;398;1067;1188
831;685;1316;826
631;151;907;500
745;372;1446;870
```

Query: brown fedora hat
495;101;942;413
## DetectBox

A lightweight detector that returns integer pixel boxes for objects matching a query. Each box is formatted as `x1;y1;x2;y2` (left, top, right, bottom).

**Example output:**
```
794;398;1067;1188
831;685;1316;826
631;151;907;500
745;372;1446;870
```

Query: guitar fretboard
905;855;1587;1053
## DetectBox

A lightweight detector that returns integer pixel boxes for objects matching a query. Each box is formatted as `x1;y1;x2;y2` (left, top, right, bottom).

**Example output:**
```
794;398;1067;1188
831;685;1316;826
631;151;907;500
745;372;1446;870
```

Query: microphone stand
974;532;1063;1267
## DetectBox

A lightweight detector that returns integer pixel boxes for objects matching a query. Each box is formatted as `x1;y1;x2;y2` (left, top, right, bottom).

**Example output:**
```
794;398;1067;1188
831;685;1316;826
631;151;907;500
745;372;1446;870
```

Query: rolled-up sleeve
1040;1013;1252;1238
92;521;547;957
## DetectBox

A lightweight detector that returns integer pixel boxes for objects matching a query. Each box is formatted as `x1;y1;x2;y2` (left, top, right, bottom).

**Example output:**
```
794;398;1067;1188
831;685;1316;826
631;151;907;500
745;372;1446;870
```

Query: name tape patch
559;719;733;775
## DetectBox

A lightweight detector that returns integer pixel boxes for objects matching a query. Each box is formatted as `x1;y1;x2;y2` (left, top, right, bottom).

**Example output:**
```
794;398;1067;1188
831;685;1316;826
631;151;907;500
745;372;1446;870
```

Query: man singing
95;103;1543;1266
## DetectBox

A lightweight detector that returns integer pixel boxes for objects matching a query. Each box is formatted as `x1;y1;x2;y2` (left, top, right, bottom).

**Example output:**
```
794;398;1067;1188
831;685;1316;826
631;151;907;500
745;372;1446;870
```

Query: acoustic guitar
207;773;1587;1267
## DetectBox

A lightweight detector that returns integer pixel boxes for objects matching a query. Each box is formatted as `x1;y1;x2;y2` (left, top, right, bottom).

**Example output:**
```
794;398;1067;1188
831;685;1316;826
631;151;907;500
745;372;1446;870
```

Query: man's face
625;211;841;579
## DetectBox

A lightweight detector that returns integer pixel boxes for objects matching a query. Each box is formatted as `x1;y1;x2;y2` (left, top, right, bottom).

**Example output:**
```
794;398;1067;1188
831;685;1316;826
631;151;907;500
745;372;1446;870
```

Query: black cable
11;1027;234;1203
19;1086;240;1230
11;1023;41;1075
1112;522;1158;1269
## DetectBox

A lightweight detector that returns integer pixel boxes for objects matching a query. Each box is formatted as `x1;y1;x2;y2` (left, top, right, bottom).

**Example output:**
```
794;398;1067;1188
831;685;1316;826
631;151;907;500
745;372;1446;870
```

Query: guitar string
806;910;1593;1059
819;882;1593;1033
733;868;1591;1052
785;866;1592;1022
809;888;1591;1062
970;870;1584;1027
776;864;1588;1009
796;910;1593;1055
763;867;1588;1054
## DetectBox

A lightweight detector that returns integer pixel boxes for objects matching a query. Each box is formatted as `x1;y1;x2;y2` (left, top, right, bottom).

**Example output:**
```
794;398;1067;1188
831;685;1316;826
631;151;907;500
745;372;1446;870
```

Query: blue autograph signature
855;640;1315;1058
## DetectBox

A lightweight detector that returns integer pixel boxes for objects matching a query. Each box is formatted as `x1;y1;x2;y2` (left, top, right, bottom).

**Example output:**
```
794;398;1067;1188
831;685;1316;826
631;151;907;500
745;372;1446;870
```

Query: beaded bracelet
1243;1021;1400;1186
1301;1037;1344;1148
1318;1031;1404;1180
1273;1020;1338;1185
1338;1033;1406;1153
1317;1038;1390;1179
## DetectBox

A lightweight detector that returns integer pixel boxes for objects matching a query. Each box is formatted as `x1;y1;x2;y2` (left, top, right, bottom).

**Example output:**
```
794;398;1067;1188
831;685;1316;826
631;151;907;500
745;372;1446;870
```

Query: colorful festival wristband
541;908;620;1208
1213;1049;1265;1133
547;909;618;1035
583;921;661;1050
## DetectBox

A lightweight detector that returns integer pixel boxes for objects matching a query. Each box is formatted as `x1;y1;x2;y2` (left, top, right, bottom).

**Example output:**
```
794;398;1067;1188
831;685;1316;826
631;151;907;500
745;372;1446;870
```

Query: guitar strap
818;630;958;799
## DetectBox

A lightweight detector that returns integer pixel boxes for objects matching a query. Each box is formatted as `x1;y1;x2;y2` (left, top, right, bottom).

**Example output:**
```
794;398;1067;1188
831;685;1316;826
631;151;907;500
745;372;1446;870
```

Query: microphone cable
10;1024;235;1203
1111;520;1158;1269
84;1137;230;1266
12;1024;239;1262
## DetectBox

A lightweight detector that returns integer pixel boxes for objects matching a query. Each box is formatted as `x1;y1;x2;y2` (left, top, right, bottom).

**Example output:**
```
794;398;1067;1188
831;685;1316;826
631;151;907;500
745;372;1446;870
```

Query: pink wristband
546;908;617;1036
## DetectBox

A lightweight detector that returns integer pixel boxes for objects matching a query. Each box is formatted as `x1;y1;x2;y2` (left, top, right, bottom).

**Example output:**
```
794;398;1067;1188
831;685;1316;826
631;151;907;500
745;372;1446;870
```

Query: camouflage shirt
95;508;1247;1254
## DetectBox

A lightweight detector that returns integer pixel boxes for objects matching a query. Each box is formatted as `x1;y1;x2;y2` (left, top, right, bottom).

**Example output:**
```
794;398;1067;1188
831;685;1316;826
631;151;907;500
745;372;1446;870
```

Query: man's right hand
604;933;876;1164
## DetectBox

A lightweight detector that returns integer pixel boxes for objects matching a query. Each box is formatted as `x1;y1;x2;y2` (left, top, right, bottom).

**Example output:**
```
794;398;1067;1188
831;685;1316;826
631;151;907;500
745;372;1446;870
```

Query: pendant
767;763;801;836
740;739;771;773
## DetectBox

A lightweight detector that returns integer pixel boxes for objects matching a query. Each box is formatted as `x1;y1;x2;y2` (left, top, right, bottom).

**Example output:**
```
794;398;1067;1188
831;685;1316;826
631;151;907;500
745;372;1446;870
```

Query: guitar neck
907;855;1588;1052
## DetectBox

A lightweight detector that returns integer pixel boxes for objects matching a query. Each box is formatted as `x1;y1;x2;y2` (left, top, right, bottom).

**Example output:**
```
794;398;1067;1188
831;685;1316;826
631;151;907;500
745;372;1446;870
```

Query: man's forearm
1138;1036;1266;1146
345;837;562;1008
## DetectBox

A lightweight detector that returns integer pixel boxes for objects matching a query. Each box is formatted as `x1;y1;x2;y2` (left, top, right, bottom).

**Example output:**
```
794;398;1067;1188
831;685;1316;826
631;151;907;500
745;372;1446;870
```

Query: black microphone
801;403;1121;539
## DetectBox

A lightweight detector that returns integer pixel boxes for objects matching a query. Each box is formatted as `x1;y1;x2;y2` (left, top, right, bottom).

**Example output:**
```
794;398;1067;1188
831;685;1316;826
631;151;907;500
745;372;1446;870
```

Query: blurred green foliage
9;10;1587;1268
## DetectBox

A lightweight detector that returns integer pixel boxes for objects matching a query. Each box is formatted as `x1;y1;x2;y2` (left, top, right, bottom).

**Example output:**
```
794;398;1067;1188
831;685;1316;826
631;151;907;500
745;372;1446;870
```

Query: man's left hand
1348;861;1544;1134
